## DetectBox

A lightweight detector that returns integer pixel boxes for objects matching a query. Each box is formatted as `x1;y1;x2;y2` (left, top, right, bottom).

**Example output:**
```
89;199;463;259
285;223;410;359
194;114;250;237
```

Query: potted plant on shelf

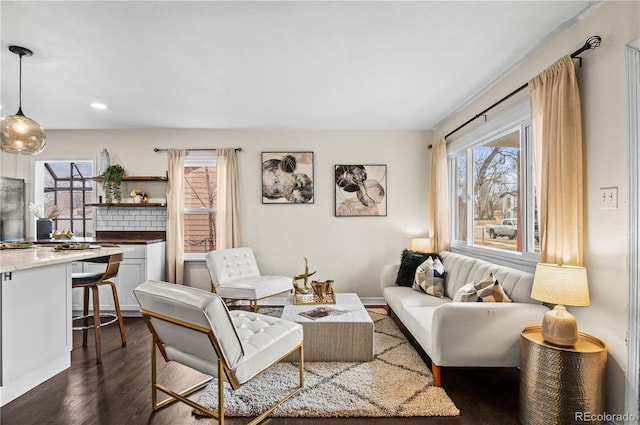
101;164;125;204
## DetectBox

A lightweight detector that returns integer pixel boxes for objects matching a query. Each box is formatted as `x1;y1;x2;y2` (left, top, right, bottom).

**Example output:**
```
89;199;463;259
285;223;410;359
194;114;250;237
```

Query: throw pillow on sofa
457;273;499;302
412;256;446;298
476;281;512;302
395;249;439;287
453;282;475;302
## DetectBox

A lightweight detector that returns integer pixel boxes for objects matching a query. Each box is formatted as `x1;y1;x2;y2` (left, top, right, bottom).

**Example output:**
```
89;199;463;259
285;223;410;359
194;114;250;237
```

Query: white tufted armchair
134;280;304;425
205;247;293;312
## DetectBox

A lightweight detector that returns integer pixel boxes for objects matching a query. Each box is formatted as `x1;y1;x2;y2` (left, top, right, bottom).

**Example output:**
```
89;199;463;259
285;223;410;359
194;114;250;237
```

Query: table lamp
530;263;590;347
410;237;434;253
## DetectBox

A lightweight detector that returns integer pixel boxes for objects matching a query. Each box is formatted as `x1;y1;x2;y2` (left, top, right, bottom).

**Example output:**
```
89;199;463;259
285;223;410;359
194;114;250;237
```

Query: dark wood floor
1;315;521;425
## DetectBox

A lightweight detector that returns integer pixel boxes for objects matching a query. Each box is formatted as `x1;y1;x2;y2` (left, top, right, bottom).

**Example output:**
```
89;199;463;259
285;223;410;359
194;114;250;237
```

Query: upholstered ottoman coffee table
281;293;374;362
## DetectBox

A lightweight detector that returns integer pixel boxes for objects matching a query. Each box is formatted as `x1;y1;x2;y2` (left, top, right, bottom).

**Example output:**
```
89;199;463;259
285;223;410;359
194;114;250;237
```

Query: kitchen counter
0;245;134;273
34;230;166;245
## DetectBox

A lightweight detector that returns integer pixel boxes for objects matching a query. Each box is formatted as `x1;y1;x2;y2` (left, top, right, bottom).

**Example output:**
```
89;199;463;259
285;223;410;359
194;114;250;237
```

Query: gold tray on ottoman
293;293;336;305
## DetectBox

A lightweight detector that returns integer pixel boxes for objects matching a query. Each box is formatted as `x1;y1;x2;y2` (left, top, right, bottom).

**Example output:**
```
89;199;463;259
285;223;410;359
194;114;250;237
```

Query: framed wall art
262;152;314;204
335;164;387;216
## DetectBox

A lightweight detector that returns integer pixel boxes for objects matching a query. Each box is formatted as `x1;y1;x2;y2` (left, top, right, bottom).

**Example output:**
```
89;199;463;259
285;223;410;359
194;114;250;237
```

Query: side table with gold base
520;326;607;425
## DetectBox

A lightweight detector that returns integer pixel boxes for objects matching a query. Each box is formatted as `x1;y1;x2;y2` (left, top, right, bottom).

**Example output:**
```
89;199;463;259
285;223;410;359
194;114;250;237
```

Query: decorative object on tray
53;242;91;251
335;164;387;216
51;229;73;239
262;152;314;204
29;202;62;239
292;257;316;294
0;241;33;249
130;188;148;203
101;164;125;204
293;292;336;305
311;279;334;298
298;306;348;320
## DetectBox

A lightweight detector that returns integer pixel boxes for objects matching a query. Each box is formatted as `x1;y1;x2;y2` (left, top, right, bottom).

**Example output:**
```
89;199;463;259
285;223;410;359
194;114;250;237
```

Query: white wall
434;0;640;415
0;129;432;300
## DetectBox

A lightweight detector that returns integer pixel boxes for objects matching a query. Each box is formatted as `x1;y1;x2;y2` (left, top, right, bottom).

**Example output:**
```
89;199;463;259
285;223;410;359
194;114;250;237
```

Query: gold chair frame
140;308;304;425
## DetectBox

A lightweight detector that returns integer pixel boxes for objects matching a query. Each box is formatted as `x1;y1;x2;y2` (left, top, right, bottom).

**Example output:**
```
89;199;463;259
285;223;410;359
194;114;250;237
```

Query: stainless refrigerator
0;177;25;241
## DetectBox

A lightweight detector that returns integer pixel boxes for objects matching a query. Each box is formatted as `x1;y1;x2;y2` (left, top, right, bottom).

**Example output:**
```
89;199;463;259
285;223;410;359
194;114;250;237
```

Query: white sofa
381;250;549;386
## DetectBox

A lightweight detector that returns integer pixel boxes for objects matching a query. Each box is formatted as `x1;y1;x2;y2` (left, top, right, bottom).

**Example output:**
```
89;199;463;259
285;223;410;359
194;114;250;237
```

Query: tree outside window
184;157;217;254
451;120;539;258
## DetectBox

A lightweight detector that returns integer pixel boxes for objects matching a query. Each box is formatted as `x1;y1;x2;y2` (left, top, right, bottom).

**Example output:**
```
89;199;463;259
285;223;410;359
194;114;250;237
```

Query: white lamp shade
410;237;434;253
1;113;46;155
531;263;590;306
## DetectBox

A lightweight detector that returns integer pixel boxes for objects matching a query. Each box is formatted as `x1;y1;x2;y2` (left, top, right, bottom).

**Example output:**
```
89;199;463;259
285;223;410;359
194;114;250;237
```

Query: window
448;103;539;267
184;154;217;255
34;161;94;237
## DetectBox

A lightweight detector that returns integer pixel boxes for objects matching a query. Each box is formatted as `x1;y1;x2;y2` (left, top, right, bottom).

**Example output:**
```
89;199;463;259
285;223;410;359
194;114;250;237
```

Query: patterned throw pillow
412;256;446;298
476;281;512;302
473;273;497;291
395;249;439;287
459;284;480;302
458;273;502;302
453;282;476;302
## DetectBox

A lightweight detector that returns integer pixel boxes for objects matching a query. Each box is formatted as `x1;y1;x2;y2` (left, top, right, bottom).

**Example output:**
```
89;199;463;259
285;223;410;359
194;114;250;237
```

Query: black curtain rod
429;35;602;148
154;147;242;152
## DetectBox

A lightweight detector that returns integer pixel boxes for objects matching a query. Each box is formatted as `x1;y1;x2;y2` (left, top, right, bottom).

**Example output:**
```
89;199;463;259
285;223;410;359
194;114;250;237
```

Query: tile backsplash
96;207;167;231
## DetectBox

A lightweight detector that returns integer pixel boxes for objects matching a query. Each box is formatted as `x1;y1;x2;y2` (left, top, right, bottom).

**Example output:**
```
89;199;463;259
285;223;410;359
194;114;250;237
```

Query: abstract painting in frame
262;152;314;204
335;164;387;216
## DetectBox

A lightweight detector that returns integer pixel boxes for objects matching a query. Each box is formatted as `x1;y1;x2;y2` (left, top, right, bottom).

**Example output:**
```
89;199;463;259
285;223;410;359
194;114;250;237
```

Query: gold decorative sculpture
292;257;316;294
311;280;334;299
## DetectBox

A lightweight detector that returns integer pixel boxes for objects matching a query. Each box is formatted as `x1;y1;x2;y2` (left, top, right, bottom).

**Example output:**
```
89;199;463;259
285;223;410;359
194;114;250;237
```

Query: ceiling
0;1;600;131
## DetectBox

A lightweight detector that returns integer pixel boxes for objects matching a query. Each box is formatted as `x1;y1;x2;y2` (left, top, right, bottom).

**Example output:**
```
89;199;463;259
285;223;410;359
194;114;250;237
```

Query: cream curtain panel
529;55;584;266
429;138;450;252
216;148;242;249
166;149;185;284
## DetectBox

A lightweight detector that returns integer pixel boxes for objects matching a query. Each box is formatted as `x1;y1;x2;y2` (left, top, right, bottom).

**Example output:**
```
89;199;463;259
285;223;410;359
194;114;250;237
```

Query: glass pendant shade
1;109;47;155
1;45;46;155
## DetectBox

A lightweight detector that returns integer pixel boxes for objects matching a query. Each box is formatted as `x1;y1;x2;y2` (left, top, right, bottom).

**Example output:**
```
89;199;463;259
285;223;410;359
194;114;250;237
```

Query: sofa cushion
395;249;436;287
412;256;446;298
383;286;449;318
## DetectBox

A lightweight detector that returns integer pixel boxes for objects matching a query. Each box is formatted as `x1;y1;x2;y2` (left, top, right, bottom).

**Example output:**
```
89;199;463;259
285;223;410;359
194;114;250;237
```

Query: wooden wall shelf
89;175;168;182
85;203;167;207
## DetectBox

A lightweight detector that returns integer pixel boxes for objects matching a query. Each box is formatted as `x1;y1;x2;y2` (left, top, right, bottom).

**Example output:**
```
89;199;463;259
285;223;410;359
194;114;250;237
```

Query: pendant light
0;45;46;155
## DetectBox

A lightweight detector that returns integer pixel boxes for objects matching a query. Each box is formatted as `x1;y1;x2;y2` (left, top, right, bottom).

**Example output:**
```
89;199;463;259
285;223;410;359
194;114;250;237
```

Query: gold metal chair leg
151;339;158;409
247;343;305;425
219;358;225;425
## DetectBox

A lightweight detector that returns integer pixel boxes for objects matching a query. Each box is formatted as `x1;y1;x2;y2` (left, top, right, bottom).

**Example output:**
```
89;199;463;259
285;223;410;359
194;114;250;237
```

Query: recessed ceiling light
90;102;108;110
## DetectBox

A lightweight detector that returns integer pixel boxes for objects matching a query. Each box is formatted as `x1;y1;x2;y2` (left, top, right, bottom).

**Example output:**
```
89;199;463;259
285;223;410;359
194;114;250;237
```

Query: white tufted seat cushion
230;310;302;384
134;280;302;384
205;247;292;301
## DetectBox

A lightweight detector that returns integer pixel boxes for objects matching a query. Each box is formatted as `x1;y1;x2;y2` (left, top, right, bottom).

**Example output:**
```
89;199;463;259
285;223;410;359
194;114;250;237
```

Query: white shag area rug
195;308;459;418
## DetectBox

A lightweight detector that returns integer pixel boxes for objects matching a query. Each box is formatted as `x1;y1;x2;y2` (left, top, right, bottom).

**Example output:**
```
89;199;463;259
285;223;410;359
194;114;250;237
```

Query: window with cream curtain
183;153;217;258
448;103;540;268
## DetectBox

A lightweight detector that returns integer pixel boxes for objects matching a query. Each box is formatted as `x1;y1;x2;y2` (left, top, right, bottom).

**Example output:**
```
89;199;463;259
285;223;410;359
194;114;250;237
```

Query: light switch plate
599;186;618;209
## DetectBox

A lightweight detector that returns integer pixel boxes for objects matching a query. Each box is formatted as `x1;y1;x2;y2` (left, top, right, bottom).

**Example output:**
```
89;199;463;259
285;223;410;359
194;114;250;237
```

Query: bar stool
72;253;126;364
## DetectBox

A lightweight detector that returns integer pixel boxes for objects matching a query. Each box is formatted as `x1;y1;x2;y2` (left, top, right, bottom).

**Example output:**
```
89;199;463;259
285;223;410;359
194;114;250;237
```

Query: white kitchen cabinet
1;263;72;405
72;242;165;316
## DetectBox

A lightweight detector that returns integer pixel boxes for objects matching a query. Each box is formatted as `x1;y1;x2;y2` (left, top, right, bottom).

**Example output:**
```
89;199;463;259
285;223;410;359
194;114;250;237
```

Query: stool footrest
72;313;119;331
